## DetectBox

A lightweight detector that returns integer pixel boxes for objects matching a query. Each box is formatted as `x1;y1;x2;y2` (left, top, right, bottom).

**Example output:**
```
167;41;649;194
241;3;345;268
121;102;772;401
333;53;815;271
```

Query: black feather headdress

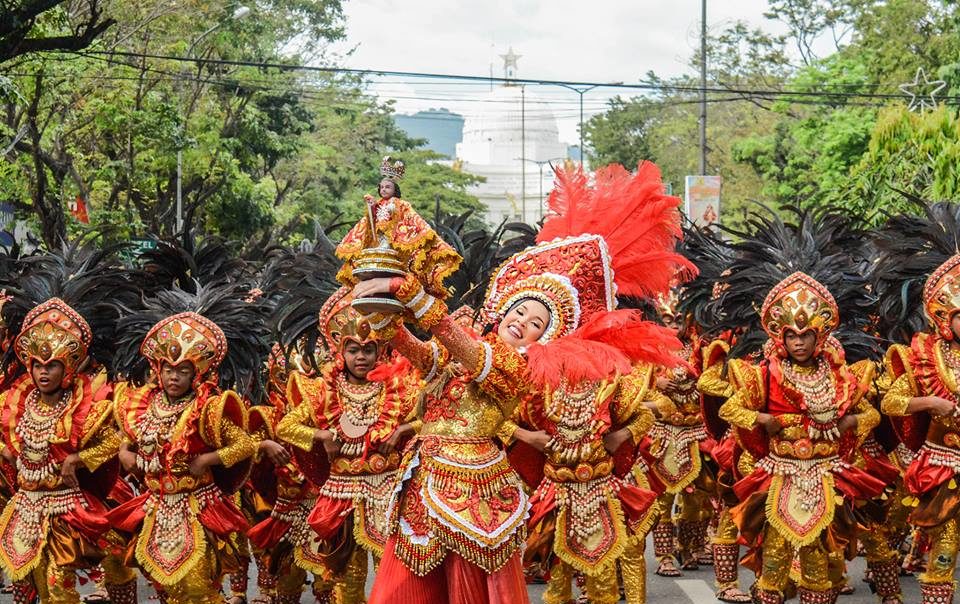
138;236;249;294
1;236;140;377
431;210;540;321
872;195;960;345
712;205;879;362
113;282;272;399
270;234;342;372
676;223;736;335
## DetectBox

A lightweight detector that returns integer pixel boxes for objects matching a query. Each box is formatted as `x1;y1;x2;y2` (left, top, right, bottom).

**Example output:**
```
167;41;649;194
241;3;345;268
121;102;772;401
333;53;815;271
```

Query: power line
66;49;960;104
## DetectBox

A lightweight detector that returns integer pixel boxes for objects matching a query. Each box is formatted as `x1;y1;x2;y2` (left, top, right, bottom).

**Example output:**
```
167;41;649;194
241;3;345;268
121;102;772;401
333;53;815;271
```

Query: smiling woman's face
497;299;551;348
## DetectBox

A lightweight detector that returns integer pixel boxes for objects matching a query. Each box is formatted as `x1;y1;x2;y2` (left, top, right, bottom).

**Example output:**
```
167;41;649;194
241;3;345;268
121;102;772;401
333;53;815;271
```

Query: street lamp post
517;157;564;220
176;5;250;234
553;82;621;167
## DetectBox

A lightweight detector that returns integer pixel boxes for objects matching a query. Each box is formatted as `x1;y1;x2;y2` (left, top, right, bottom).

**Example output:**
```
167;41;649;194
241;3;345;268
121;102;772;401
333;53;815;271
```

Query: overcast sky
329;0;796;144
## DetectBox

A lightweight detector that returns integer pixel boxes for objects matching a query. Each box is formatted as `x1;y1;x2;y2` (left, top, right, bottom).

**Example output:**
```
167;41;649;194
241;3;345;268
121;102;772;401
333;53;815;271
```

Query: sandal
716;586;752;603
656;558;682;577
83;588;110;603
680;555;699;571
838;584;855;596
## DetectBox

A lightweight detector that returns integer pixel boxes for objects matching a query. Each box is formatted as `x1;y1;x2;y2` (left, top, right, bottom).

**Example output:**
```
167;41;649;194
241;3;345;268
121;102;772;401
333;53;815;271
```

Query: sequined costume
365;161;690;604
272;288;418;604
719;274;885;604
0;368;122;603
0;245;142;604
370;324;532;602
648;326;717;574
883;331;960;599
106;285;269;604
500;369;657;604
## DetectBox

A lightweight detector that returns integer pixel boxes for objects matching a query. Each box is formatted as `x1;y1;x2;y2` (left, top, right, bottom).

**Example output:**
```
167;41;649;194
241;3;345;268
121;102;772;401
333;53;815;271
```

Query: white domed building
456;49;572;227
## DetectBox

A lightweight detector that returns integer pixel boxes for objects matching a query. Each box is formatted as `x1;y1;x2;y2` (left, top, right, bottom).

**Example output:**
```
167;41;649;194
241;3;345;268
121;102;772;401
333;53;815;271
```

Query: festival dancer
875;201;960;603
0;245;140;604
108;283;269;604
647;289;717;577
269;287;417;604
710;208;888;604
500;332;662;603
354;161;689;604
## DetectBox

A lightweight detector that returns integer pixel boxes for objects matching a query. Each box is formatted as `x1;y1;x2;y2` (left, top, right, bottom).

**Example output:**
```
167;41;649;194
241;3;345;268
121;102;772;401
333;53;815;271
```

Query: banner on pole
684;175;722;227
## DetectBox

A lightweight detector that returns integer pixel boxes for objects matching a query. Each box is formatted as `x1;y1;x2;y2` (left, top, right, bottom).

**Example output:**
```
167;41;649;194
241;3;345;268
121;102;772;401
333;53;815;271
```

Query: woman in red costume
108;283;270;604
353;161;689;604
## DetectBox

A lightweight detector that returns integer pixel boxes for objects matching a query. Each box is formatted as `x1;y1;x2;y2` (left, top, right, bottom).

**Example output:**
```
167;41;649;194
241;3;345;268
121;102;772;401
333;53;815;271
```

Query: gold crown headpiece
140;312;227;381
14;297;92;377
380;156;405;181
319;287;380;352
923;254;960;340
760;272;839;355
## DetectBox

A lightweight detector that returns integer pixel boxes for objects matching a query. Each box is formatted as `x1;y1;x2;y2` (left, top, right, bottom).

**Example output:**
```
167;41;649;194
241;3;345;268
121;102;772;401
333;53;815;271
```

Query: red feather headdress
483;161;695;387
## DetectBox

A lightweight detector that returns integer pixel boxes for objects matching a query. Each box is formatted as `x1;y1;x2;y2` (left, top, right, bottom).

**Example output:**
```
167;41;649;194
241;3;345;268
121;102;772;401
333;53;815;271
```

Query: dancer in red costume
271;288;418;603
0;243;140;604
108;283;270;604
353;161;690;604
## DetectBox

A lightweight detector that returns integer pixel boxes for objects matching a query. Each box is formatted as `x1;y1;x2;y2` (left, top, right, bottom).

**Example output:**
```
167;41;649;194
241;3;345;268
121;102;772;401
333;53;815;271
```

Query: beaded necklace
940;340;960;385
545;379;600;465
782;357;840;439
137;390;194;475
336;374;382;456
16;388;72;483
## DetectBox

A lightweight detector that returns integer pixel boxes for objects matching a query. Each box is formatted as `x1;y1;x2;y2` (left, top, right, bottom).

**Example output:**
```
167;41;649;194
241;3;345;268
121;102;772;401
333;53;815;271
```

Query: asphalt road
0;535;935;602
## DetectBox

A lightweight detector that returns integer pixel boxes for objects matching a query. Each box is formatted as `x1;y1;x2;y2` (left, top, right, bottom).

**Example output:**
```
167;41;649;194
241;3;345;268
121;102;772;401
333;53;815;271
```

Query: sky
328;0;798;144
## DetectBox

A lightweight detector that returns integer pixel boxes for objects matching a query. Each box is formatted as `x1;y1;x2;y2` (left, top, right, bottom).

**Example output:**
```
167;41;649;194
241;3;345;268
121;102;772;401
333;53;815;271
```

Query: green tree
838;106;960;219
0;0;115;62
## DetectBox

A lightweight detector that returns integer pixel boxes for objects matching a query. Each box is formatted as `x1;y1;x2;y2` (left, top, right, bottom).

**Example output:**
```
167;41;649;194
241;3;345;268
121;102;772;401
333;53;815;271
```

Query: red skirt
368;537;529;604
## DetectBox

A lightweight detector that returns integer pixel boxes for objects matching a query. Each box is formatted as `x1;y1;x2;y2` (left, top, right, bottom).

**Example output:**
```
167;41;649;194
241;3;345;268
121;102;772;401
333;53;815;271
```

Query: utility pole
517;157;564;220
520;84;526;223
699;0;707;175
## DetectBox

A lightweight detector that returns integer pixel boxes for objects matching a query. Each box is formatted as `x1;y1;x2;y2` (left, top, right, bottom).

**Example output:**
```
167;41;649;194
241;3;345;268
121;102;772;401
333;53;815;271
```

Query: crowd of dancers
1;156;960;604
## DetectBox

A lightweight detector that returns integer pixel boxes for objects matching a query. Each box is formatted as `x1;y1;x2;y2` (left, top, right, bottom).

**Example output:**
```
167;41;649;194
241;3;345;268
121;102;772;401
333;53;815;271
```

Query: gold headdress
760;272;839;354
923;254;960;340
14;297;92;376
319;287;380;353
140;311;227;381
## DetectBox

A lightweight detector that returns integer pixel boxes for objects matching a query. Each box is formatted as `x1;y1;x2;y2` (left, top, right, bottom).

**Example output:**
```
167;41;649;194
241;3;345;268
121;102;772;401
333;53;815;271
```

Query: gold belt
545;459;613;483
330;452;400;475
771;438;838;460
145;474;213;493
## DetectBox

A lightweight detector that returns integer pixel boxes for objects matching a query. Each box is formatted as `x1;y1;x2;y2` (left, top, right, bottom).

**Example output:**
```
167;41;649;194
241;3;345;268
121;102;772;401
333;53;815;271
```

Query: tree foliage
583;0;960;226
0;0;484;247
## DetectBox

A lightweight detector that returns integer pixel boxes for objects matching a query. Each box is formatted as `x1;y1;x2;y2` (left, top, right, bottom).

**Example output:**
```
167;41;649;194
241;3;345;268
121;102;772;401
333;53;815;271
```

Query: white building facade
455;49;572;227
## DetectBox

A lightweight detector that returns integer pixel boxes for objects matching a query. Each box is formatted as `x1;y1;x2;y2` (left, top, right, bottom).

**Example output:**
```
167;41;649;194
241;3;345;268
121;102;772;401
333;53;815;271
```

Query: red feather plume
537;161;696;298
525;309;683;388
